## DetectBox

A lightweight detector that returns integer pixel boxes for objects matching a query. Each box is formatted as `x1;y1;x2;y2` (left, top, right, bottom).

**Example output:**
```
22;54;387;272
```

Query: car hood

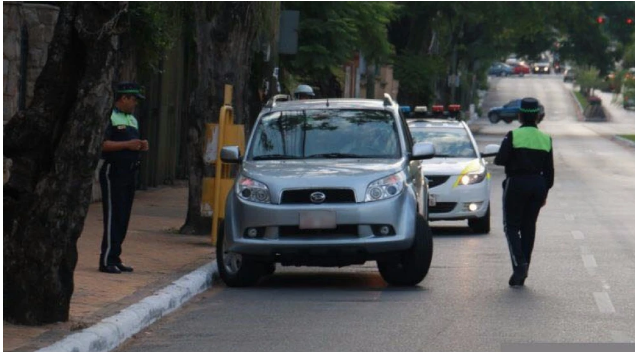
240;159;408;202
420;158;484;176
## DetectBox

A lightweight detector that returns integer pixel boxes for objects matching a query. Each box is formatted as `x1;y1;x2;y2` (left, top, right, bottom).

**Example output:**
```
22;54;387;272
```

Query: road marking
565;214;576;221
582;254;597;268
572;230;585;240
593;292;616;313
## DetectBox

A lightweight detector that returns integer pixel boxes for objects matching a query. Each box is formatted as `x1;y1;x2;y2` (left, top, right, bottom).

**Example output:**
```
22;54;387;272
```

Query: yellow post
211;84;233;245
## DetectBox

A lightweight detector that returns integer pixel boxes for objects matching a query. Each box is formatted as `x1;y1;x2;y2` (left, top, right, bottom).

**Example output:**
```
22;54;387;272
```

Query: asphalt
3;80;633;352
3;184;219;352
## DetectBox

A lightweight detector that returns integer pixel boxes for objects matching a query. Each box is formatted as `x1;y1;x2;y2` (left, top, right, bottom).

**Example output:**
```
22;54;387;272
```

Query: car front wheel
216;221;263;287
468;205;490;234
377;214;433;286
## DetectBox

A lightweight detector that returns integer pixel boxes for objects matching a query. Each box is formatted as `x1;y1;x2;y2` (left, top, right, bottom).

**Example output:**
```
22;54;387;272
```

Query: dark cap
116;82;145;99
520;97;541;115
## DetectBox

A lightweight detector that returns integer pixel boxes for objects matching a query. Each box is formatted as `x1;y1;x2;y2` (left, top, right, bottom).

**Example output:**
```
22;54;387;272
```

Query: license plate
299;211;337;229
428;194;437;207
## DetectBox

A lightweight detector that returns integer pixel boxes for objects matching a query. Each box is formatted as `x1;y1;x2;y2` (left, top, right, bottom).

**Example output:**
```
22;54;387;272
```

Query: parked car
407;117;499;233
624;89;635;110
563;68;576;82
488;62;513;77
217;95;437;287
532;61;551;74
487;99;545;124
512;63;530;76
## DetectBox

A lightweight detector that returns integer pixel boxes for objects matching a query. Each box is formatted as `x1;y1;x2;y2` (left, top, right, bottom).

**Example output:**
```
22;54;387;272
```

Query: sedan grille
427;176;451;188
281;189;356;204
429;202;457;213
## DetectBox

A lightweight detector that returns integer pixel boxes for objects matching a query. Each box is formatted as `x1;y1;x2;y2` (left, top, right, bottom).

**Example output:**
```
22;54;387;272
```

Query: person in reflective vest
494;97;554;287
98;82;148;274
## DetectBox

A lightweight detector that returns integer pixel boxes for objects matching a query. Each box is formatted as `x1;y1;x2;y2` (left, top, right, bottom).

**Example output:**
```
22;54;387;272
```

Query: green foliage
281;2;397;82
575;67;605;96
393;53;444;104
129;2;186;73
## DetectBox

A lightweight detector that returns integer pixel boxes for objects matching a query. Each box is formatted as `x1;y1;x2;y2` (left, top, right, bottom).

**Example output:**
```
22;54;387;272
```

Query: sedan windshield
249;109;401;159
410;127;476;158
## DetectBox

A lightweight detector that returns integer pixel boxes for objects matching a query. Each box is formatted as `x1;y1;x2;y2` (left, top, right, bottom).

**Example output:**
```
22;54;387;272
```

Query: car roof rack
383;93;395;107
264;94;291;108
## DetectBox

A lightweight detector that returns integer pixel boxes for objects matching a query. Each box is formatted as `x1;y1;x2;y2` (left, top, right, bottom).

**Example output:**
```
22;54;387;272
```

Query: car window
409;127;476;158
249;109;401;159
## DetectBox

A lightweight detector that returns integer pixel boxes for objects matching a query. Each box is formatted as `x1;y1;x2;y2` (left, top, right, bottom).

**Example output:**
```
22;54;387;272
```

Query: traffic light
597;16;606;24
627;18;634;25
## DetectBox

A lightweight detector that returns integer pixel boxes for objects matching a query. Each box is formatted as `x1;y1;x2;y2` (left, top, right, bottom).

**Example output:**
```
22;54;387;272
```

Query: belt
104;160;140;171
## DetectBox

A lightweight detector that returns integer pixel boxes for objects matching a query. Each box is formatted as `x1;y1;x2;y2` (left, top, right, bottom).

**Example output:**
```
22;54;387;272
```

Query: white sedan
408;118;499;233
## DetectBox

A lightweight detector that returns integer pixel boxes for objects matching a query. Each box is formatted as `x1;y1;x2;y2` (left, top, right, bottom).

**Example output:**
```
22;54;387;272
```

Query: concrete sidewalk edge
36;261;219;352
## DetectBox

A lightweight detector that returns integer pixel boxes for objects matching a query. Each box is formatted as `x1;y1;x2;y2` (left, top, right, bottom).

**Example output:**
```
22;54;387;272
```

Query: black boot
99;265;122;274
509;263;528;287
116;263;134;272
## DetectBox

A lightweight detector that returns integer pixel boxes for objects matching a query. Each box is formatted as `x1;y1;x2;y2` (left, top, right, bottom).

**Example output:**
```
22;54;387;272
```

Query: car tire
488;113;500;124
468;205;490;234
377;214;433;286
216;220;263;287
504;118;512;124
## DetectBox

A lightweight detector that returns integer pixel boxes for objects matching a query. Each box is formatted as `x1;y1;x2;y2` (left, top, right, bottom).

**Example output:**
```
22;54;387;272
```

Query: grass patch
619;135;635;142
573;90;589;110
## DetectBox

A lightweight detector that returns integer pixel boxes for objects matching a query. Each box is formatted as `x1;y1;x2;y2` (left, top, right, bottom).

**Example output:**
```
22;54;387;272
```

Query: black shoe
115;263;134;272
509;264;528;287
99;265;122;274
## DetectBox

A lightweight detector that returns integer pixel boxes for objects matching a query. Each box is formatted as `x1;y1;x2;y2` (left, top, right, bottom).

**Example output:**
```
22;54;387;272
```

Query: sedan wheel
216;221;263;287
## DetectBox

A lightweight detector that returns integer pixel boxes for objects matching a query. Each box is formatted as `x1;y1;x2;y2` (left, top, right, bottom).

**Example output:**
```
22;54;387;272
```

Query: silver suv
218;95;436;287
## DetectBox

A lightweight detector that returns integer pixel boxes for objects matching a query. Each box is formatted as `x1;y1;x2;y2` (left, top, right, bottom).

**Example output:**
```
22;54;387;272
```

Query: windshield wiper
306;153;367;159
252;154;300;160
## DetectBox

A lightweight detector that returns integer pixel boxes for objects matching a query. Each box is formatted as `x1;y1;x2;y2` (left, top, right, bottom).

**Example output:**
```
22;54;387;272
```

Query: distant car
563;68;576;82
512;63;530;76
407;117;500;233
532;61;551;74
487;99;545;124
624;89;635;110
488;63;513;77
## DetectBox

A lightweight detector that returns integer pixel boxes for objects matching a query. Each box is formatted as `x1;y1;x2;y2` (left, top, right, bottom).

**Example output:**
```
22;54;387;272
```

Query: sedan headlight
458;170;487;186
365;172;405;202
236;175;271;203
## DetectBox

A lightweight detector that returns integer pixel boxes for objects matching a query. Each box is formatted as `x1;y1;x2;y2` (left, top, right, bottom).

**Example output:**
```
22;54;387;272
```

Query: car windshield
249;109;401;160
410;127;476;158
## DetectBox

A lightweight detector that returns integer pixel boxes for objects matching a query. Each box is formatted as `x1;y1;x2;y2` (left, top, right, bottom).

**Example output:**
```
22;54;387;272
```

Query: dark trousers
99;161;137;267
502;175;547;273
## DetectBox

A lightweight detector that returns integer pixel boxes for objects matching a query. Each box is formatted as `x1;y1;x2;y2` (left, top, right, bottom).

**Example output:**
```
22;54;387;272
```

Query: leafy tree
4;2;131;325
280;2;397;97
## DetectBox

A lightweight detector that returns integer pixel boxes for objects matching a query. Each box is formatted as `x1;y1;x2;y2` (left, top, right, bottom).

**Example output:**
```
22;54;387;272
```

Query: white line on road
593;292;616;313
571;230;585;240
582;254;598;268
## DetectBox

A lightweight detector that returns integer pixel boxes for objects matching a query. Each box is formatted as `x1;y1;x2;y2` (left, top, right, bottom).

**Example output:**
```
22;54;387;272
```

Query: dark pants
99;161;137;267
502;175;547;273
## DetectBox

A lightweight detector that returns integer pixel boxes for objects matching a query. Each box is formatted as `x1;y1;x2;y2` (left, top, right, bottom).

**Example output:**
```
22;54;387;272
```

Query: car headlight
365;172;405;202
458;170;487;186
236;175;271;203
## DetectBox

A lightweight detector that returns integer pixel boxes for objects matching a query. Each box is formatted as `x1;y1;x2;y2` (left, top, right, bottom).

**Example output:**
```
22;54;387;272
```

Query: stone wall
3;2;59;122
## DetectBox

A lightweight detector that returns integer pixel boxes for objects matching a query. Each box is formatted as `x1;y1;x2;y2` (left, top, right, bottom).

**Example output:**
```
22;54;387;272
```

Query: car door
501;100;519;118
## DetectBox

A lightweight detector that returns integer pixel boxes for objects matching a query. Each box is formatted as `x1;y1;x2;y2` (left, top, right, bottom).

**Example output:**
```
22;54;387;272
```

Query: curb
613;135;635;149
36;261;219;352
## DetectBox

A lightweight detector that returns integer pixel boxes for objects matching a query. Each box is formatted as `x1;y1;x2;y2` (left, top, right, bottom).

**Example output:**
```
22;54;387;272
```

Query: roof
261;98;397;114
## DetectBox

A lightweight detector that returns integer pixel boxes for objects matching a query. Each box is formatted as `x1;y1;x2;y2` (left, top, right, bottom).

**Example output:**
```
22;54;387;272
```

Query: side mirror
411;142;435;160
481;144;500;158
220;146;241;163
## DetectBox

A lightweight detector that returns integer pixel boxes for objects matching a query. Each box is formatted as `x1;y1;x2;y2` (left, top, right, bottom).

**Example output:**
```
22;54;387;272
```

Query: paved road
117;75;635;352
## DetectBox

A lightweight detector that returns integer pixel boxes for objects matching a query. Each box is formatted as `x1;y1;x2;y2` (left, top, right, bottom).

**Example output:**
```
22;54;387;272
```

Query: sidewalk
3;185;217;352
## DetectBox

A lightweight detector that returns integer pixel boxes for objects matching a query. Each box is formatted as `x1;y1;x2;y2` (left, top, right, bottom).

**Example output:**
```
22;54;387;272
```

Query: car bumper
223;189;418;256
428;177;490;221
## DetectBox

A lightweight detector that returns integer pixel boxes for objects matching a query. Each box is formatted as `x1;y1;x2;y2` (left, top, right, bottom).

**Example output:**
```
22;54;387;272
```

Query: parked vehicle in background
532;60;551;74
512;63;530;76
488;62;513;77
487;99;545;124
624;89;635;110
217;95;437;287
407;117;500;233
563;68;576;82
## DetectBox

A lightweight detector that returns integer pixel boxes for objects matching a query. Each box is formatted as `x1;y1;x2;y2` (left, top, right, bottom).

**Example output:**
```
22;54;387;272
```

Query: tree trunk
181;2;262;235
3;2;129;325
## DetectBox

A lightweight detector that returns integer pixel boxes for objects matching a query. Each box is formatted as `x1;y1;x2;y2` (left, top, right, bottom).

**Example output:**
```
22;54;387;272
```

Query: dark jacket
494;124;554;190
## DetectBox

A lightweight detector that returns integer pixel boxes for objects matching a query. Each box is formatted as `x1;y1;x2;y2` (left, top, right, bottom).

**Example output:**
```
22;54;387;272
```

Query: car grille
429;202;457;213
279;225;358;238
281;189;356;204
427;176;451;188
